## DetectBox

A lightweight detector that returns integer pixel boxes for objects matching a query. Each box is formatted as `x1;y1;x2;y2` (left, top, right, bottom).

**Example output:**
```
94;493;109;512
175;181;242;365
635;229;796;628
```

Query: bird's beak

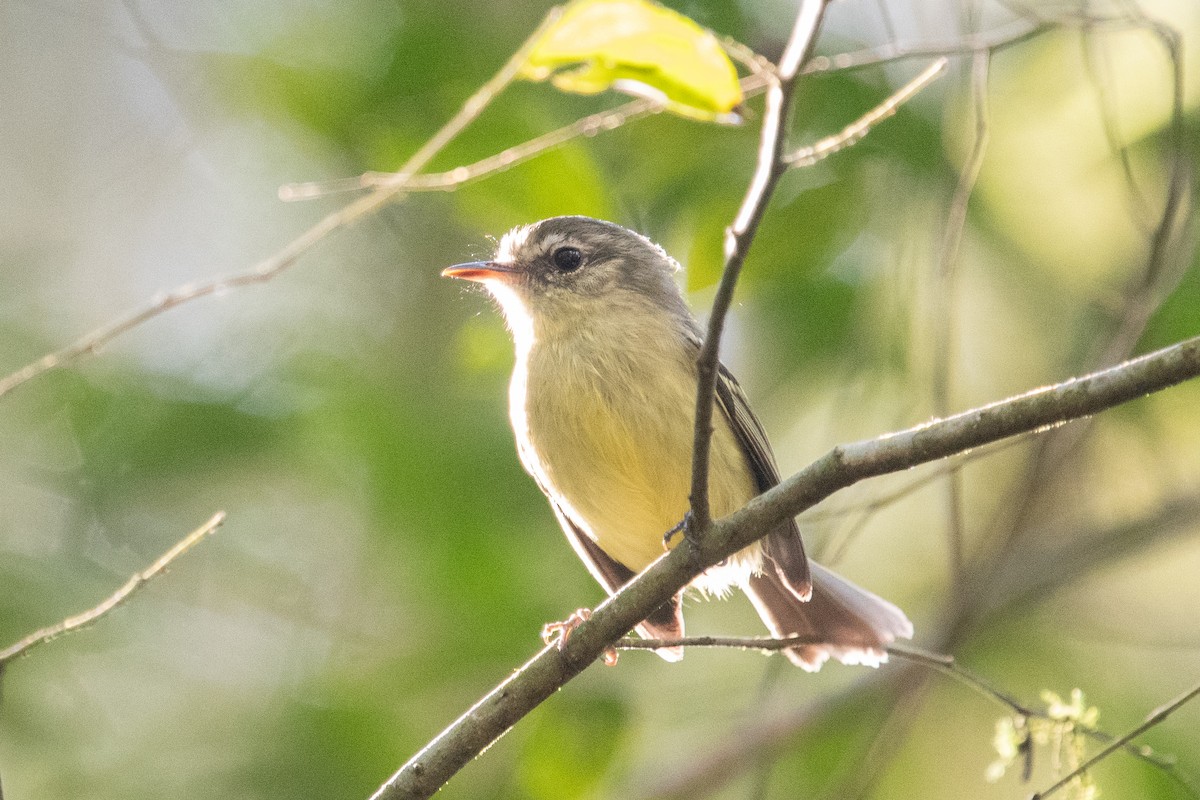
441;261;520;282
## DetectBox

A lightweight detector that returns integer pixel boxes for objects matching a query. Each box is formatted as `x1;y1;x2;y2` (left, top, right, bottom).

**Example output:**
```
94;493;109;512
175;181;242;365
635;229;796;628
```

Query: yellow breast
511;313;761;590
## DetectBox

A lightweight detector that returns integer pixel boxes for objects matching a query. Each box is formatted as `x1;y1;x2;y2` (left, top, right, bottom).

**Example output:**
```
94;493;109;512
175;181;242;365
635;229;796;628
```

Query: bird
443;216;912;670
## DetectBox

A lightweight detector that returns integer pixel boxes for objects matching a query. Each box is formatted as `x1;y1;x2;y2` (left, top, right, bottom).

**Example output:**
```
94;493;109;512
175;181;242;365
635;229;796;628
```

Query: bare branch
0;9;561;402
1030;681;1200;800
724;335;1200;564
616;635;1030;712
618;636;1186;782
1;6;781;401
371;331;1200;800
689;0;829;529
804;18;1049;74
804;7;1165;76
934;47;989;591
283;73;776;200
0;511;226;668
784;57;947;168
282;99;663;201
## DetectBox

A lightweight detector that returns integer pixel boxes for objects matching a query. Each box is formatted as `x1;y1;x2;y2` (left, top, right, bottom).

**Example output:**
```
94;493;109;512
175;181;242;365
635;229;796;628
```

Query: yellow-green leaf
521;0;743;122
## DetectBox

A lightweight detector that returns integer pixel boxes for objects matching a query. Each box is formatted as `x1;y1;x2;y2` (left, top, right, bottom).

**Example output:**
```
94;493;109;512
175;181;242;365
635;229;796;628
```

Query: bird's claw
541;608;618;666
662;510;694;550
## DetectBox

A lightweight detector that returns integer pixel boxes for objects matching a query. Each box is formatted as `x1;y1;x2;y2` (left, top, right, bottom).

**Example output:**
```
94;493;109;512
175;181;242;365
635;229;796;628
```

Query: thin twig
615;635;1032;714
888;643;1032;715
282;73;775;201
721;35;774;78
785;57;948;168
288;101;662;199
1030;680;1200;800
0;10;560;401
619;637;1183;779
616;633;823;652
935;48;989;591
280;98;662;200
0;511;226;667
971;3;1190;631
283;29;775;203
289;56;947;209
803;18;1049;74
371;331;1200;800
689;0;828;529
803;9;1160;76
813;437;1030;566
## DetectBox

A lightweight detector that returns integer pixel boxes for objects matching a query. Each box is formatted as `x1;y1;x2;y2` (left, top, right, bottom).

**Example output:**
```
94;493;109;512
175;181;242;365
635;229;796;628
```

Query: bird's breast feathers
510;319;760;585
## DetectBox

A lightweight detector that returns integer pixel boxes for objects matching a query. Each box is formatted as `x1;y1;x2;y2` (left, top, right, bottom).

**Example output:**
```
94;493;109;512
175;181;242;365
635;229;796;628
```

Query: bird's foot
662;510;694;550
541;608;618;666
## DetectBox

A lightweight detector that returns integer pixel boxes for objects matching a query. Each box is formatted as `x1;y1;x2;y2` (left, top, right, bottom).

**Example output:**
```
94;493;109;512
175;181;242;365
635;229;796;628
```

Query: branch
720;335;1200;564
283;70;776;201
1030;680;1200;800
616;636;1031;715
0;511;226;668
636;493;1200;798
617;636;1185;780
284;35;777;201
689;0;828;529
2;8;784;401
371;330;1200;799
784;57;947;168
803;6;1162;76
933;46;989;591
0;10;560;402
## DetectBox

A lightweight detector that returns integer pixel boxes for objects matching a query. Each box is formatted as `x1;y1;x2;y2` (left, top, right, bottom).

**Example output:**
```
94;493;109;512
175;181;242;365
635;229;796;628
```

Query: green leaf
521;0;743;122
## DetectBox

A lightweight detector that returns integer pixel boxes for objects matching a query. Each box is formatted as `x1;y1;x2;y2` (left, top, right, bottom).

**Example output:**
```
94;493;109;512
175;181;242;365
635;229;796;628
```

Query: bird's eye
551;246;583;272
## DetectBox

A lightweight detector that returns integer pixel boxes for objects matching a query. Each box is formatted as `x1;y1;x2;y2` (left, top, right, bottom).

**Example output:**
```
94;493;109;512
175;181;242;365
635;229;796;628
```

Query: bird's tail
744;561;913;672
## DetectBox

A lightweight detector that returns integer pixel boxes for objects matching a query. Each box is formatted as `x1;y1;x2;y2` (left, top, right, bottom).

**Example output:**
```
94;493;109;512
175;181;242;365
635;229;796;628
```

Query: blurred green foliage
1;2;1199;800
518;690;630;799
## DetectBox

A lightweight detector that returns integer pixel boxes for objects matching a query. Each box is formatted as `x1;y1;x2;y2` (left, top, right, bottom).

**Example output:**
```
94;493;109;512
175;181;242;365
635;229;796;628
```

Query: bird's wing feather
688;333;812;599
545;489;685;660
517;428;684;657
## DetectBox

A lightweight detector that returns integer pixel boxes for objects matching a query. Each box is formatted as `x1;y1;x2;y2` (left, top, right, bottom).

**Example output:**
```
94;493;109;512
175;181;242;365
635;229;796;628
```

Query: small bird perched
444;216;911;670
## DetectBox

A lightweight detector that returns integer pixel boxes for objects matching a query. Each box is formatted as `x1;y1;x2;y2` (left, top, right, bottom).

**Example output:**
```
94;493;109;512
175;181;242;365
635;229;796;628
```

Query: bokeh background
2;0;1199;798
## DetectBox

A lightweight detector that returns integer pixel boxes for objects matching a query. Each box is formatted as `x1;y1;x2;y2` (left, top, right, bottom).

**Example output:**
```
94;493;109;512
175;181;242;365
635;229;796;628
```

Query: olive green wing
543;483;685;661
711;357;813;600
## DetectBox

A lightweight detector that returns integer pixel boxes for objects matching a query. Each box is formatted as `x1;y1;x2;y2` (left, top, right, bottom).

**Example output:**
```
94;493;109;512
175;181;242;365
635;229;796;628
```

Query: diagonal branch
370;332;1200;800
1030;679;1200;800
616;636;1187;781
689;0;829;529
735;335;1200;545
0;511;225;669
0;10;560;402
784;57;947;168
